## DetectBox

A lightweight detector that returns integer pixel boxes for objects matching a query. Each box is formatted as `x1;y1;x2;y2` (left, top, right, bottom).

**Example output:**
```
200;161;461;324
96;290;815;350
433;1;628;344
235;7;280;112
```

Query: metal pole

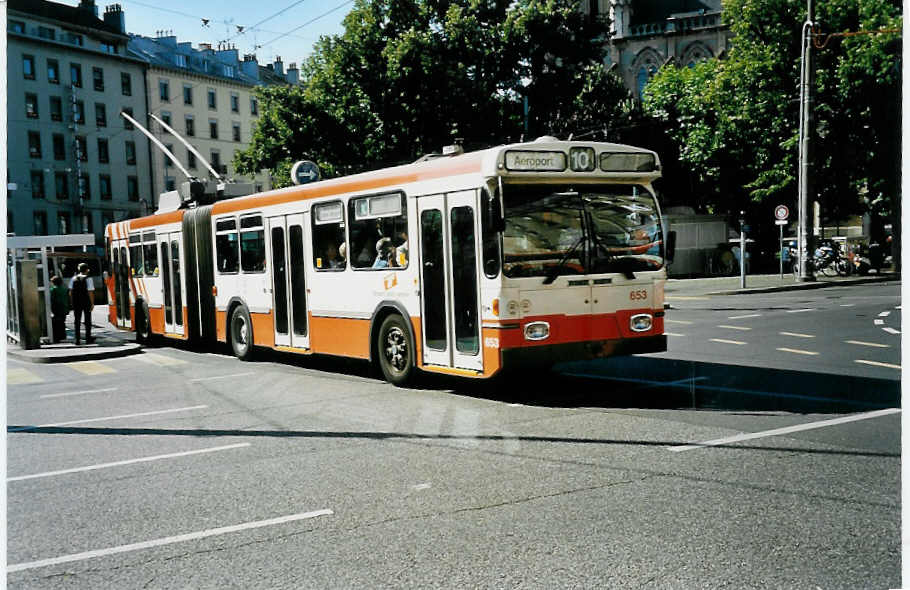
797;0;816;281
740;226;746;289
780;224;784;279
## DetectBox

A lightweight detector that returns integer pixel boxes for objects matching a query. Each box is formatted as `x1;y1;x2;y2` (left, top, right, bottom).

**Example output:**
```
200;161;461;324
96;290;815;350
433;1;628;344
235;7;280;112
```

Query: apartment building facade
7;0;152;248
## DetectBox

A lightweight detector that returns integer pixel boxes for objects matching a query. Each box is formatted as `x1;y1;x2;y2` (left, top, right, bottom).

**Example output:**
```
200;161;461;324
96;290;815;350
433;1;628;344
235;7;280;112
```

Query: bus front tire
230;305;255;361
135;302;153;344
377;314;414;386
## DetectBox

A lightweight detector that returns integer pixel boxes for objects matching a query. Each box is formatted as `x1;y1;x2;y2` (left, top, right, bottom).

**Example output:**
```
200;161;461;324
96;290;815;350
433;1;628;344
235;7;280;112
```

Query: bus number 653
629;289;648;301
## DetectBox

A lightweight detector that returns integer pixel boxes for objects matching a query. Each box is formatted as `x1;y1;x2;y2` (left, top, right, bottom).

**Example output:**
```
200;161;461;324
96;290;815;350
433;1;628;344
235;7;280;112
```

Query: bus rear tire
136;302;153;344
230;305;255;361
377;314;414;386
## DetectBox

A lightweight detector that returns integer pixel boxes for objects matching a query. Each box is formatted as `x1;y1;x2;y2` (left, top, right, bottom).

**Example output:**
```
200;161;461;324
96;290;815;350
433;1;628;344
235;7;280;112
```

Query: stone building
128;34;297;199
7;0;153;248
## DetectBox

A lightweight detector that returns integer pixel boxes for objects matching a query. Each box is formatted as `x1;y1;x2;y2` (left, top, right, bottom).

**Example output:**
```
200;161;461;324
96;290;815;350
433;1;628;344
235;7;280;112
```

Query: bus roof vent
534;135;559;143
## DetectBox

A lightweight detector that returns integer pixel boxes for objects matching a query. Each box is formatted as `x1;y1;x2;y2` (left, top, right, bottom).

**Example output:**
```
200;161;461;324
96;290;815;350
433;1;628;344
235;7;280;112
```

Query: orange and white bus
105;138;674;384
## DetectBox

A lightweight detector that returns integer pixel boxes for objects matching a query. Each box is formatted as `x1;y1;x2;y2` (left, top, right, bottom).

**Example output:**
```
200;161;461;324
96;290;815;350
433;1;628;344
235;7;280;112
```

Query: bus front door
268;214;309;350
417;191;483;372
111;238;131;329
160;233;185;336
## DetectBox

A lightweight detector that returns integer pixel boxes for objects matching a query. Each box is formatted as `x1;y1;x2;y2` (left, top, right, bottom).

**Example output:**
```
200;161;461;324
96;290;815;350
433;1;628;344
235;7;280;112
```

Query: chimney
286;62;299;85
79;0;98;17
198;42;213;52
103;4;126;34
273;56;283;76
241;54;260;80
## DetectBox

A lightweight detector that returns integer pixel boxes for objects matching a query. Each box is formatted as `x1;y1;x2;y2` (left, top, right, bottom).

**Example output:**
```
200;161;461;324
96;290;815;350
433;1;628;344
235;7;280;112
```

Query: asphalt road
6;283;901;589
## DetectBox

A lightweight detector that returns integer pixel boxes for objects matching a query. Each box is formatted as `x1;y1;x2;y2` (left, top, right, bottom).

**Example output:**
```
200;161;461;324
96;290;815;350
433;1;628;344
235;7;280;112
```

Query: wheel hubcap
234;317;248;350
384;327;407;372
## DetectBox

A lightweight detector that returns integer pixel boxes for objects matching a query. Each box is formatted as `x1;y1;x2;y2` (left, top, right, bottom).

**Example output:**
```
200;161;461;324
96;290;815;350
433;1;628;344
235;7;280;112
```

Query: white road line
8;443;251;482
779;332;815;338
9;405;208;432
727;314;761;320
878;311;891;317
190;372;255;382
665;332;686;337
41;387;118;399
874;319;884;325
786;308;814;314
667;408;901;452
882;327;901;335
840;304;855;307
709;338;747;345
7;508;334;573
776;348;819;356
717;325;752;331
855;360;901;370
665;319;693;325
845;340;890;348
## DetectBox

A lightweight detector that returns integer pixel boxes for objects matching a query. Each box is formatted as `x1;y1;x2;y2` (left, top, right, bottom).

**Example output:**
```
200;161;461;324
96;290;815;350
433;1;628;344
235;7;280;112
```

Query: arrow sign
291;160;320;186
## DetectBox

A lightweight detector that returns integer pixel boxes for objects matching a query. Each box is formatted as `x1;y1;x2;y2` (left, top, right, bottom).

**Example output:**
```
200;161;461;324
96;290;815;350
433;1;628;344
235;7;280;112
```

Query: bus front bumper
501;334;667;368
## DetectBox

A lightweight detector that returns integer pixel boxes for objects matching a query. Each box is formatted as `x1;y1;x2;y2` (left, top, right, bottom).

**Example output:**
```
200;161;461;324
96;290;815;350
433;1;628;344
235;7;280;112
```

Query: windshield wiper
543;233;586;285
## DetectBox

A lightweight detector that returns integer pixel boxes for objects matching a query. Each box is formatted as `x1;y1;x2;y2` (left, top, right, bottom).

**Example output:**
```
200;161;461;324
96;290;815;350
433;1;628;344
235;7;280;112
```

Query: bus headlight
630;314;652;332
524;321;550;341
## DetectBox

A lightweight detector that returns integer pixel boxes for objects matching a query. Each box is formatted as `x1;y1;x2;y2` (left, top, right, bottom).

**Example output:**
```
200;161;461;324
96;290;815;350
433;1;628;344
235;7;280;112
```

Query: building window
250;97;258;115
58;212;71;234
165;176;176;191
31;171;45;199
79;173;90;200
209;119;218;139
34;211;48;235
208;89;217;109
176;54;187;67
210;150;221;174
7;212;12;234
23;55;35;80
122;107;134;129
97;138;109;163
127;176;139;201
71;63;82;87
99;175;112;200
52;133;66;160
93;67;104;91
67;32;83;46
74;100;85;124
183;84;193;105
75;136;87;161
224;65;235;77
185;115;195;137
55;172;69;200
38;26;56;40
101;42;117;54
160;111;172;133
84;212;94;234
126;141;136;165
95;103;107;127
159;79;170;102
232;122;241;142
164;144;174;167
25;93;39;118
121;72;132;96
47;59;60;84
9;20;25;34
49;96;63;121
28;132;42;158
187;150;197;169
230;93;239;113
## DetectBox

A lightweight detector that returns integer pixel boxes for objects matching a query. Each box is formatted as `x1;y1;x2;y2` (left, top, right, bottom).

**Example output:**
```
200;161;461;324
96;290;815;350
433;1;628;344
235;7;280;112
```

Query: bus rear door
160;232;185;336
417;191;482;372
267;214;309;349
111;237;131;329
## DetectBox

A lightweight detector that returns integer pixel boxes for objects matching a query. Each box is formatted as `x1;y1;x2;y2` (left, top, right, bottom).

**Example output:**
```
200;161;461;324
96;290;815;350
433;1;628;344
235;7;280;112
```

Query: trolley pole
797;0;816;281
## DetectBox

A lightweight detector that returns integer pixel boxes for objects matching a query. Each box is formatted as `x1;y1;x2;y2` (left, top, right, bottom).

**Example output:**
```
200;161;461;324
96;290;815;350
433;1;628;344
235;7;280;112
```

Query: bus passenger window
143;231;158;276
239;215;266;272
348;192;407;270
129;233;143;277
215;218;239;273
480;189;501;278
312;201;346;271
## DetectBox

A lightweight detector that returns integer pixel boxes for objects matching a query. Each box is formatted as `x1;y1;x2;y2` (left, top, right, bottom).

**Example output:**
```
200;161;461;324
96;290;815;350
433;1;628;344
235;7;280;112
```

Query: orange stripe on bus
308;315;371;359
129;210;185;229
250;312;274;348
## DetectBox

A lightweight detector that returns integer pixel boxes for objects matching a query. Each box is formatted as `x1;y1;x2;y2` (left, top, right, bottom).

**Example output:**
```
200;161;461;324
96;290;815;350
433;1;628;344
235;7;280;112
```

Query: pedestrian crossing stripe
133;353;187;366
7;368;43;385
69;361;117;375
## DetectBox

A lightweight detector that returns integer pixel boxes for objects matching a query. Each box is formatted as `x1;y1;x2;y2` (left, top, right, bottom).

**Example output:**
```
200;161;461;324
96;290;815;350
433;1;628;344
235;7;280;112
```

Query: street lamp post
797;0;816;281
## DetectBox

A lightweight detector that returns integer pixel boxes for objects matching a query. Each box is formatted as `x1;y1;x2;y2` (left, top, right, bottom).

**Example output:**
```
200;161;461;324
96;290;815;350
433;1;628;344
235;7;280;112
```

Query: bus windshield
501;183;664;279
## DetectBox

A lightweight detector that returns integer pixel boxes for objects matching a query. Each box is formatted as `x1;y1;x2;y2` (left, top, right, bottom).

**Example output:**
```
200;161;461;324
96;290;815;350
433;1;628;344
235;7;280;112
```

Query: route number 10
569;147;596;172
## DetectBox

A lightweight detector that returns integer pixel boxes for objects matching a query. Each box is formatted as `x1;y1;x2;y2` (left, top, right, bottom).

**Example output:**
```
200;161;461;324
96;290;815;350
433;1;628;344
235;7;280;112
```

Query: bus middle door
111;236;131;329
267;214;309;350
160;232;185;336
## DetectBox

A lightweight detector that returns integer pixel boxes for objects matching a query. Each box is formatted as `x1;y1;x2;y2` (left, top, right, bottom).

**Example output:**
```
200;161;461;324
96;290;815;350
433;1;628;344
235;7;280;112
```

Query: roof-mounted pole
148;113;224;182
120;110;193;181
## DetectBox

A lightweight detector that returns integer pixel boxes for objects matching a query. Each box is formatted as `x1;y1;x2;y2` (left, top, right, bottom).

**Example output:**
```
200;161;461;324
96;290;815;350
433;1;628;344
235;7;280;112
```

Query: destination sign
600;152;658;173
504;150;567;172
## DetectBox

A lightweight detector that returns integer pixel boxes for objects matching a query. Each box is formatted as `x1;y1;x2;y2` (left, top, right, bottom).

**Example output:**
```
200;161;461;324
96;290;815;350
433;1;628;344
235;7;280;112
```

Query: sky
64;0;354;68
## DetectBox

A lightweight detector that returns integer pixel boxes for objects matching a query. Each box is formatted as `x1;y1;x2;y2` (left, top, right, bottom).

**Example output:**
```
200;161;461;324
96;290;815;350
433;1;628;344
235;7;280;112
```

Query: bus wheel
135;302;153;344
230;305;254;361
377;314;414;386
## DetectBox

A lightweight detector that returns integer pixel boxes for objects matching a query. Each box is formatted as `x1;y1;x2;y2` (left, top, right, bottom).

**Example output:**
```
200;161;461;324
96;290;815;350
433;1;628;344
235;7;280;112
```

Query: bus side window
348;192;407;270
239;214;266;273
129;233;144;277
215;218;239;273
480;189;501;278
143;231;158;276
312;201;347;271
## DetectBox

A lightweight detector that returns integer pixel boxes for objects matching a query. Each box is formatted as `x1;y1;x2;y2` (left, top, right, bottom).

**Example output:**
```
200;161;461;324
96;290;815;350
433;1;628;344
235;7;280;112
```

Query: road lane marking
878;311;891;317
7;508;334;573
776;348;819;356
727;314;761;320
8;443;251;482
665;319;693;325
717;325;751;331
134;353;188;366
190;372;255;382
709;339;747;345
840;304;855;307
855;360;901;370
41;387;118;399
69;361;116;375
667;408;901;452
7;369;43;385
411;483;432;491
845;340;890;348
882;327;900;335
786;308;814;314
666;296;711;301
8;405;209;432
665;332;686;337
874;319;884;325
780;332;815;338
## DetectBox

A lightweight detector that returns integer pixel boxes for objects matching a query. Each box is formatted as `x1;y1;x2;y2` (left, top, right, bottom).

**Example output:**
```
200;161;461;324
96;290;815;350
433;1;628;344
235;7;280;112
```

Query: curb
7;340;142;364
701;274;900;296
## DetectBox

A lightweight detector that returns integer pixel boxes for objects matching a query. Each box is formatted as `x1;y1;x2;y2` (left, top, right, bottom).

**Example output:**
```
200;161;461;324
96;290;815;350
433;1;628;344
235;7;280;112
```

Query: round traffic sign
291;160;320;185
774;205;789;221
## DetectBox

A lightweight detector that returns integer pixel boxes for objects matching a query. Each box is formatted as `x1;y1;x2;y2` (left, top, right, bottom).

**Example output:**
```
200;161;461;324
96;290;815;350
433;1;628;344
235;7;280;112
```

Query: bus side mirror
666;230;677;263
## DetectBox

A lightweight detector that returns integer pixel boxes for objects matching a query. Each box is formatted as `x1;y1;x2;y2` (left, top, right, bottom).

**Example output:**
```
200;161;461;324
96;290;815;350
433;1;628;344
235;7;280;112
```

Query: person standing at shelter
69;263;95;344
49;275;70;343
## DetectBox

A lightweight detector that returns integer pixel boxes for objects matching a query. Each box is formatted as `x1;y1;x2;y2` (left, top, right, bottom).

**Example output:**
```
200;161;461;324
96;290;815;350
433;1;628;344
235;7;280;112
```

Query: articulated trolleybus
106;138;672;385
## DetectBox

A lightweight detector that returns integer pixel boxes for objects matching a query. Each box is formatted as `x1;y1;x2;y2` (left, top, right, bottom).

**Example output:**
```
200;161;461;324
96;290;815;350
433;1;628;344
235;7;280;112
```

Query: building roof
630;0;722;26
8;0;127;39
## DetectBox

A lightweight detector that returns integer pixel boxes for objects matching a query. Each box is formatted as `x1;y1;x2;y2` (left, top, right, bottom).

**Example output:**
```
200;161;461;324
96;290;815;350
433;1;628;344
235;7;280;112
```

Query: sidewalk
666;270;900;298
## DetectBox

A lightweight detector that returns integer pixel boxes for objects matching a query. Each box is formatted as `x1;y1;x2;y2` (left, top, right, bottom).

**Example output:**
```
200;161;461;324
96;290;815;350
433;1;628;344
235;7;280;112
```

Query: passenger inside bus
324;242;345;269
372;237;395;268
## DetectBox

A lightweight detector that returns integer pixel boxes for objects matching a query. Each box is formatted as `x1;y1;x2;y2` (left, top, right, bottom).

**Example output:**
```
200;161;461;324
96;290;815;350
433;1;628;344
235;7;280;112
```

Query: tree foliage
235;0;633;186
